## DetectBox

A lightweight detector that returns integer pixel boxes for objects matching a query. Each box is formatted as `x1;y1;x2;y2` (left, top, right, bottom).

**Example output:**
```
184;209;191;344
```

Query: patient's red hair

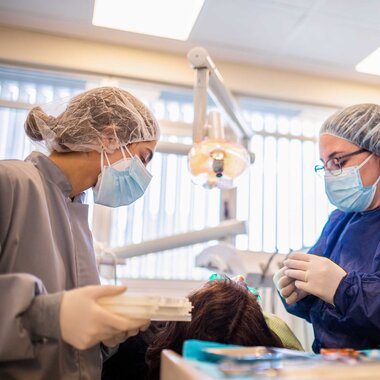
146;279;283;378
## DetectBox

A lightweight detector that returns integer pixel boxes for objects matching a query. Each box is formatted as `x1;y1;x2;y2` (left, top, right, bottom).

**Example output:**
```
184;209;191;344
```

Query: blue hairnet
320;103;380;156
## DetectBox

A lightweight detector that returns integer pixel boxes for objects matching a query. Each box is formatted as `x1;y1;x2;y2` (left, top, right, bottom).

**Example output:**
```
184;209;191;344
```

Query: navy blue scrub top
283;208;380;352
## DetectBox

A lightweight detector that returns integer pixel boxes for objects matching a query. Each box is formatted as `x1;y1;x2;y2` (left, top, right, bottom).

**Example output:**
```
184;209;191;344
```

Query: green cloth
264;312;304;351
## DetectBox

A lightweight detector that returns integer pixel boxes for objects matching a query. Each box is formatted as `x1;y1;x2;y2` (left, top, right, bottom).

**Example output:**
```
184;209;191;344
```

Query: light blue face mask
324;153;380;213
93;146;152;208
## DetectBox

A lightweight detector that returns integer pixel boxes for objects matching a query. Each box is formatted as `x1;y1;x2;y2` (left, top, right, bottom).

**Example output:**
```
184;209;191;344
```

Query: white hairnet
24;86;160;153
320;103;380;155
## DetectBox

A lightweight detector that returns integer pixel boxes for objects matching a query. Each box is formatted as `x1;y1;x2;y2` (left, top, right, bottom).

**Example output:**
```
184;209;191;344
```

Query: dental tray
202;346;316;362
98;292;192;322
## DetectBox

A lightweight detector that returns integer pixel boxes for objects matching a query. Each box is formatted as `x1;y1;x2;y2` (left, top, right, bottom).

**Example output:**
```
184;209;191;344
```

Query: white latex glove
60;285;150;350
284;252;347;305
102;321;150;348
273;266;309;305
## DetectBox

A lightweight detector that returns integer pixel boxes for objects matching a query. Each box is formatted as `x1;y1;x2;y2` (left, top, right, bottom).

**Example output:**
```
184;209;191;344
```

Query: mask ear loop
101;148;111;168
112;128;124;157
358;153;380;186
358;153;374;169
123;145;134;159
112;128;130;160
120;146;127;160
98;136;112;169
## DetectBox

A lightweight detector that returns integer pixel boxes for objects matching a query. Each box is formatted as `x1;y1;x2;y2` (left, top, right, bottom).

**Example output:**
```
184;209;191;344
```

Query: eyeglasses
208;273;262;301
314;148;368;177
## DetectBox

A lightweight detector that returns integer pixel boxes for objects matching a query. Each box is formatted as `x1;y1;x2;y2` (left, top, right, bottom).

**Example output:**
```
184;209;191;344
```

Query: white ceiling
0;0;380;84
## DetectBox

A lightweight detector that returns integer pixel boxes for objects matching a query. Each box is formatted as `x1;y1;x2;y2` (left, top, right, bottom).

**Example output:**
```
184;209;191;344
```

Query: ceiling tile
283;12;380;67
0;0;93;22
0;0;379;83
191;0;304;52
318;0;380;30
267;0;316;9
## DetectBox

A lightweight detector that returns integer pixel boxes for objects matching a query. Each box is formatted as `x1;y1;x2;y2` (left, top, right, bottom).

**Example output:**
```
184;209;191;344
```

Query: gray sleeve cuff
22;292;64;341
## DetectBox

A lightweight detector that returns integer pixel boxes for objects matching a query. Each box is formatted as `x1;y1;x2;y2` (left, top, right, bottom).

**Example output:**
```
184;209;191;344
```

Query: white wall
1;26;380;108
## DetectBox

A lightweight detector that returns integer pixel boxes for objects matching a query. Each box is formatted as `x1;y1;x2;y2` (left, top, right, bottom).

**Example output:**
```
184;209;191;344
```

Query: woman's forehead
132;140;157;151
319;134;359;156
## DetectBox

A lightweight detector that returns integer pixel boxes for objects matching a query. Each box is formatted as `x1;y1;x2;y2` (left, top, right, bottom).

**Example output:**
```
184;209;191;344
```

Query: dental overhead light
188;111;250;189
187;47;253;189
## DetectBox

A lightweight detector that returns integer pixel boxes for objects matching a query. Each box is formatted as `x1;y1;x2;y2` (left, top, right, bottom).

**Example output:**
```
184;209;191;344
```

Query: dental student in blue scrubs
274;103;380;352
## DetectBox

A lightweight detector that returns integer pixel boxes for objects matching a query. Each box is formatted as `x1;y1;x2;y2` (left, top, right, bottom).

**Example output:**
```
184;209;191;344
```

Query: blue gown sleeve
332;272;380;339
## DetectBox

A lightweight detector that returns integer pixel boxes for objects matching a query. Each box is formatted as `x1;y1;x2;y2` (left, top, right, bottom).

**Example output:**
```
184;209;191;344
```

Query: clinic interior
1;1;380;379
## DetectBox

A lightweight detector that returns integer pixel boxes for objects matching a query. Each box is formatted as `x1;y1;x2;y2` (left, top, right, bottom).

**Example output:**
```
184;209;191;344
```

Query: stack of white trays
98;292;192;322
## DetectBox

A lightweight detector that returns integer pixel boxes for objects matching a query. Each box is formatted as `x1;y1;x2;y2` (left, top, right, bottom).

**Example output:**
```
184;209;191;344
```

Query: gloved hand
102;320;150;348
273;266;309;304
60;285;150;350
284;252;347;305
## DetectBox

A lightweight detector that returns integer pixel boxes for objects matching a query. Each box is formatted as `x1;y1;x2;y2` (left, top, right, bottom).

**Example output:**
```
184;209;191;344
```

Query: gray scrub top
0;152;103;379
